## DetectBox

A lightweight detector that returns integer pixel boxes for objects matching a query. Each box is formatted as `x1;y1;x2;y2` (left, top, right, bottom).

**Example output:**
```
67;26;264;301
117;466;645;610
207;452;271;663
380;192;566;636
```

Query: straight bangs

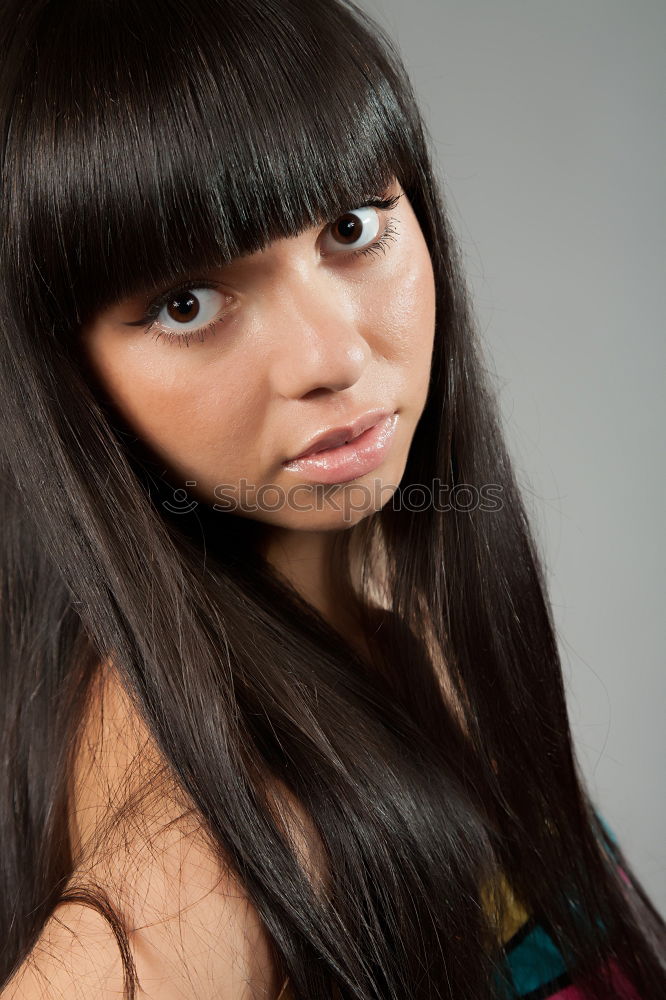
0;0;420;339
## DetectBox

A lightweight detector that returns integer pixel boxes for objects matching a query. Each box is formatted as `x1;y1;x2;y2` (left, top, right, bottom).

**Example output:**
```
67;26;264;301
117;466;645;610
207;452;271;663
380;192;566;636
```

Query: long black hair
0;1;664;997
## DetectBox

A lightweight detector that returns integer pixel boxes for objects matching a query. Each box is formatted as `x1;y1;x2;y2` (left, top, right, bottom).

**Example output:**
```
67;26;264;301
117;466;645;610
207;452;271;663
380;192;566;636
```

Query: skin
81;177;436;640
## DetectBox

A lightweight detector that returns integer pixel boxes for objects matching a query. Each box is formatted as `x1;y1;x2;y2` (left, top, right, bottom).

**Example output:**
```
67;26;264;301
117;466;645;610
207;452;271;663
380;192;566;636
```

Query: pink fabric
549;957;641;999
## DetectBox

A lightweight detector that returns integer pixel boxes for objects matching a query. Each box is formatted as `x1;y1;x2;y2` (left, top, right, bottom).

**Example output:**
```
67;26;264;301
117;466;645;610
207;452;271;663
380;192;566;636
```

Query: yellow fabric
480;869;530;945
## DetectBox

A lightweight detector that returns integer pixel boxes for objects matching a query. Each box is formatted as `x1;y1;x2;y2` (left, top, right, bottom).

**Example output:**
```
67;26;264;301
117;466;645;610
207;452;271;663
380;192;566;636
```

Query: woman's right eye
150;285;227;330
125;280;234;348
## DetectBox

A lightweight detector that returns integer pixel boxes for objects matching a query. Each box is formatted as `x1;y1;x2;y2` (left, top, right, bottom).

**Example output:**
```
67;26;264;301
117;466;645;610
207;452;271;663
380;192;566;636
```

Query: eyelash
139;194;402;347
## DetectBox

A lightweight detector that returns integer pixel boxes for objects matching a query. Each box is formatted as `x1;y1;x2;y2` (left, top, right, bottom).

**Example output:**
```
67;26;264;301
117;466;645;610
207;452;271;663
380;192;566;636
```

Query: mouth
287;407;395;462
281;410;399;485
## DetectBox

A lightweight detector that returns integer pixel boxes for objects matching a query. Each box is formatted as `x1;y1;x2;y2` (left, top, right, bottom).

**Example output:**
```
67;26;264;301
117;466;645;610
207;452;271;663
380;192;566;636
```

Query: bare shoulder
7;660;284;1000
3;874;281;999
99;804;282;1000
1;902;126;998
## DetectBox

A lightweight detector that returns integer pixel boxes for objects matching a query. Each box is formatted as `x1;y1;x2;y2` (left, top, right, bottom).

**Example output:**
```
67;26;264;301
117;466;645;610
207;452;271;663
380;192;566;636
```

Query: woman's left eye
322;202;400;259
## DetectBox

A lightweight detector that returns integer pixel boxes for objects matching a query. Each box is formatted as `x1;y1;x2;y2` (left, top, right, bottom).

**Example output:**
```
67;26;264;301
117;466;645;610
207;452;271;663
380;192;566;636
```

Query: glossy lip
282;411;399;484
287;407;395;462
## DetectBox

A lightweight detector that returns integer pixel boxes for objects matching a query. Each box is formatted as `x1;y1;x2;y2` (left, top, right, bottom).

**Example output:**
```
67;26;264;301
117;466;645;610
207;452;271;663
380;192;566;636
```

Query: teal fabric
504;924;569;995
489;808;626;998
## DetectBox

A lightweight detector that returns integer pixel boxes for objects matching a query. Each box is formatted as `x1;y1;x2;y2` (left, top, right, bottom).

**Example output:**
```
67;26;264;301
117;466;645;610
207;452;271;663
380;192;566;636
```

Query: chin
272;480;400;532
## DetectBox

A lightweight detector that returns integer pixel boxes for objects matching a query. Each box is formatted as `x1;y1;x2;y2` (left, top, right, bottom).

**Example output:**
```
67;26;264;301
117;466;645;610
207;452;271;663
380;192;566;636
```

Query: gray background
357;0;665;916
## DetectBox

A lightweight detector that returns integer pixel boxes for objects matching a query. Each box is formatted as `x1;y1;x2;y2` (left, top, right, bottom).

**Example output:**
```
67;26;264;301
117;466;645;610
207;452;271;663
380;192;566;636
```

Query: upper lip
285;408;395;462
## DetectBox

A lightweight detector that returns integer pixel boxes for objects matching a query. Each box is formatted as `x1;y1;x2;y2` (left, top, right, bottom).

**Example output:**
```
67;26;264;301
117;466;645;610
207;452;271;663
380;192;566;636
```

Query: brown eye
322;205;382;253
143;286;234;347
152;286;229;332
166;291;201;324
332;213;364;245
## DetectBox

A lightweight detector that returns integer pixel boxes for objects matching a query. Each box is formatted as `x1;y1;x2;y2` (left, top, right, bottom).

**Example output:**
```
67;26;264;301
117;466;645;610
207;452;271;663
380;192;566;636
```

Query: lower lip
282;412;399;484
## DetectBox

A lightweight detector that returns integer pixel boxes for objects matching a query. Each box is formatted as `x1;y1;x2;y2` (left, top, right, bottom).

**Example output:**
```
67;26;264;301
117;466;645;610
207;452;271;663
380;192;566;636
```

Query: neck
257;525;373;656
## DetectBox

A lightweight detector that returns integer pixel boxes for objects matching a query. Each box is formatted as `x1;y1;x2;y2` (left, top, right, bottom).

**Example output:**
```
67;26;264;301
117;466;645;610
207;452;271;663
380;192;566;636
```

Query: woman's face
81;177;436;531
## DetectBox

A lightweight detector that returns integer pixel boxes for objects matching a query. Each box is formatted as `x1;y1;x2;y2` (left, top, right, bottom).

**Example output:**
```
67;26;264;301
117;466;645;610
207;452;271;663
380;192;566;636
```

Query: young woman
0;1;663;998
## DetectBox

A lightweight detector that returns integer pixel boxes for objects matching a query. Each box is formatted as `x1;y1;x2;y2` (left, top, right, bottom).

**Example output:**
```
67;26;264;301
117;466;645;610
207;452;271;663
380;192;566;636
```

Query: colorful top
275;814;641;1000
486;867;640;1000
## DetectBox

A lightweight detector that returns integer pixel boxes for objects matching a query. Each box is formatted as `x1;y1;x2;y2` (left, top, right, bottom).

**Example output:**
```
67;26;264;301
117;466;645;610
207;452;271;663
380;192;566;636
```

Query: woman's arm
3;658;282;999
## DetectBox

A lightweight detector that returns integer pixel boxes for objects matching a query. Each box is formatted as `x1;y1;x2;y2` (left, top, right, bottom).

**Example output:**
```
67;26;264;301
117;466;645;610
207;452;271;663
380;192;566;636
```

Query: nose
267;267;370;399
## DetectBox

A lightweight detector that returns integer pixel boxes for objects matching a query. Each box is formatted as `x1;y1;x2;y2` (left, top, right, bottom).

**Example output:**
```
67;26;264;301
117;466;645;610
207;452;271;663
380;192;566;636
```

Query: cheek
379;243;436;376
87;341;268;477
